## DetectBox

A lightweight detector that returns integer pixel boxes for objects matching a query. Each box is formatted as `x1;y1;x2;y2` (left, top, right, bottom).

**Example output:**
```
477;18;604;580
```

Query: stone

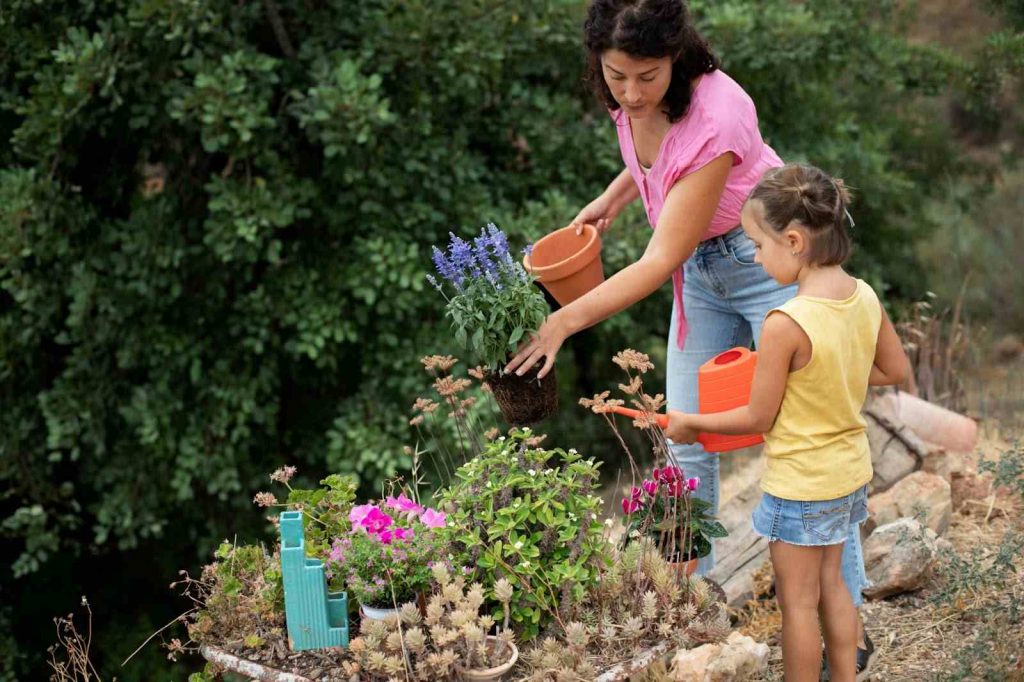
670;631;769;681
866;471;952;536
993;333;1024;362
863;518;940;599
865;407;918;493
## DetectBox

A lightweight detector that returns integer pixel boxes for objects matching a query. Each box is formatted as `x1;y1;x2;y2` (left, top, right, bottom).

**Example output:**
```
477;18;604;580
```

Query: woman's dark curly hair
583;0;719;122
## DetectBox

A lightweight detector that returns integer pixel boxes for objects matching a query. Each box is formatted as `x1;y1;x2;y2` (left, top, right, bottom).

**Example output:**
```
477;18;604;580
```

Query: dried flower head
468;365;487;380
524;433;547;447
433;376;472;397
409;415;425;426
421;355;458;373
253;492;278;508
484;427;500;441
618;376;642;395
412;397;441;414
612;349;655;373
269;465;297;483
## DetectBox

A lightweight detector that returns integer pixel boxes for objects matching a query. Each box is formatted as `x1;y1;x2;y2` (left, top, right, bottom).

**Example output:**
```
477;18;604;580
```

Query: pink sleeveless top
613;70;783;348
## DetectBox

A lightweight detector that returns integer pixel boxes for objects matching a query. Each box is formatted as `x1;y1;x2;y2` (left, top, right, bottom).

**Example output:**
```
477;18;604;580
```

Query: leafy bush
436;428;607;639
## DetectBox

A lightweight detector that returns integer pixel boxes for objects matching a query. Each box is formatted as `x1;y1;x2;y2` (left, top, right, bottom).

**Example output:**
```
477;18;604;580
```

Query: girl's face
740;200;807;285
601;49;673;120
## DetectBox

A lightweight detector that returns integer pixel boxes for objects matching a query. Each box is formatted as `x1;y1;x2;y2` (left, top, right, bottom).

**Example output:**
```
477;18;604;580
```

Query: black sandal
820;632;875;681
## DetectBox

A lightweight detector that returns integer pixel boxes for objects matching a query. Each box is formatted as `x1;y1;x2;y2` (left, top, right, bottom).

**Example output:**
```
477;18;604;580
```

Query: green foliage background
0;0;1019;678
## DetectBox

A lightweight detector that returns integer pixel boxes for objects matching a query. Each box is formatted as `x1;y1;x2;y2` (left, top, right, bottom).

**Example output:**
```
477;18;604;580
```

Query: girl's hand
571;195;617;236
503;312;569;380
666;411;700;444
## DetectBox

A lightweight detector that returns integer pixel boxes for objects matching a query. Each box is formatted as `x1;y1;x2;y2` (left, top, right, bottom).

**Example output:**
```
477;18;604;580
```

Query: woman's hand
665;410;700;445
571;194;617;236
503;311;570;380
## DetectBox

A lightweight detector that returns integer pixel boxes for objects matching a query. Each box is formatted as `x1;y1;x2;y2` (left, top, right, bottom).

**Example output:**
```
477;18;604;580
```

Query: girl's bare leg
819;542;857;682
770;541;825;682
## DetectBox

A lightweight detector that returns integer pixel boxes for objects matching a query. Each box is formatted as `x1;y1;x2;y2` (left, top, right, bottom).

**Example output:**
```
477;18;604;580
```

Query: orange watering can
605;347;764;453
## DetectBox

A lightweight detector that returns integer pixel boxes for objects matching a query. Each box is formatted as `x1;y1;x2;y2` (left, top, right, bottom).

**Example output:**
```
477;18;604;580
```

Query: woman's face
601;49;673;119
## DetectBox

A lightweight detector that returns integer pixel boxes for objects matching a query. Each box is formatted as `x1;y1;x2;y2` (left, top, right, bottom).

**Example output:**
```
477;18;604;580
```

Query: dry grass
731;434;1024;682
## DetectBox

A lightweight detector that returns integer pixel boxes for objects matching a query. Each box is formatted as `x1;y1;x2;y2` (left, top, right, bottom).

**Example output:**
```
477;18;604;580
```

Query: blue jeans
666;226;869;606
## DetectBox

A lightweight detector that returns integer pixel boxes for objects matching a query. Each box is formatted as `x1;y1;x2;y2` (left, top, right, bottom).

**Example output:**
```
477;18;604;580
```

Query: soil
487;365;558;426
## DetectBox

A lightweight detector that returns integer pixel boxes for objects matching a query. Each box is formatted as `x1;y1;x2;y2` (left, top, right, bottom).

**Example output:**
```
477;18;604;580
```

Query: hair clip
844;207;856;230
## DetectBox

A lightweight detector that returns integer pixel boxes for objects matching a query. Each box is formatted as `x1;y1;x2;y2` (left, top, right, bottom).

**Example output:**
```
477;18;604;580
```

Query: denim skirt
752;485;869;546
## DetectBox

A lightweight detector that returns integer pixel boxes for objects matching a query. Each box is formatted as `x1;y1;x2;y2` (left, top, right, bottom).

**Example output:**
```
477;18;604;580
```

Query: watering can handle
606;406;713;446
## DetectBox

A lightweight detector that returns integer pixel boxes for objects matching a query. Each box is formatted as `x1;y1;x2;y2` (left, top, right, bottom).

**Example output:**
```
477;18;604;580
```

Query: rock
920;447;965;482
866;471;952;536
864;407;918;493
670;631;769;681
993;333;1024;361
863;518;940;600
951;470;992;511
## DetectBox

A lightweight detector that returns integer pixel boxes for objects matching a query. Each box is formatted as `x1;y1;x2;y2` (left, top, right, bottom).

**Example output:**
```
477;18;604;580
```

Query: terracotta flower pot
668;557;699;578
462;637;520;681
523;224;604;306
487;365;558;426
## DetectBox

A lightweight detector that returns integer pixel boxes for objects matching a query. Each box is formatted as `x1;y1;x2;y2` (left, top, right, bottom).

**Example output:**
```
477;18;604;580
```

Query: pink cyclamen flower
686;476;700;492
385;493;424;519
393;527;415;541
660;466;682;483
666;480;684;498
621;498;642;515
630;486;643;501
642;479;658;497
420;508;447;529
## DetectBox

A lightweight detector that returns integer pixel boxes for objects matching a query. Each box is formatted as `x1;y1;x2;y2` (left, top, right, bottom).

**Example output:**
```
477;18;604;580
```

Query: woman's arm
665;312;802;443
506;153;735;378
868;305;910;386
570;168;641;235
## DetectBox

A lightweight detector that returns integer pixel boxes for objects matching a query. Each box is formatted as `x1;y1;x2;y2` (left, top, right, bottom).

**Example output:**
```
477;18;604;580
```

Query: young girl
666;164;910;682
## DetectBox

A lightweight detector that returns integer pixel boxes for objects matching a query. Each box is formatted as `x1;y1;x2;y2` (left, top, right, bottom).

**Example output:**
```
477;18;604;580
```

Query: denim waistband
696;225;744;256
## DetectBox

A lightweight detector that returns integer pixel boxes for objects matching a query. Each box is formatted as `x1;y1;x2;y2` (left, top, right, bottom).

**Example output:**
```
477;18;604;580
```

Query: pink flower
358;507;393;535
349;504;376;528
385;493;424;519
621;498;642;515
686;476;700;492
666;480;684;497
377;529;393;544
642;479;658;497
328;540;346;563
652;467;660;482
630;486;643;501
659;466;682;483
393;527;415;541
420;508;447;529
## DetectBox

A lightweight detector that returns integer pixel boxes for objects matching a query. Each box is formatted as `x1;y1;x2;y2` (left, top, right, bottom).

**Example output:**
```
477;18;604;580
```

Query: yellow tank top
761;279;882;501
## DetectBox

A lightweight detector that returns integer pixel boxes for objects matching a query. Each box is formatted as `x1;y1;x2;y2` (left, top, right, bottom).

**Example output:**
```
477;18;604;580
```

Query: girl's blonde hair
748;164;854;266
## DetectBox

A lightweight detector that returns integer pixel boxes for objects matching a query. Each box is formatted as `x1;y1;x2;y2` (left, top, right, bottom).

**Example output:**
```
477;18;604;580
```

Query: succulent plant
344;564;517;681
519;539;730;680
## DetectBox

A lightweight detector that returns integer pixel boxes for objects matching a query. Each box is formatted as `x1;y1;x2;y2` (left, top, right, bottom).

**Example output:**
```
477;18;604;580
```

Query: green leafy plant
427;224;549;371
436;428;607;639
327;495;450;608
252;466;359;559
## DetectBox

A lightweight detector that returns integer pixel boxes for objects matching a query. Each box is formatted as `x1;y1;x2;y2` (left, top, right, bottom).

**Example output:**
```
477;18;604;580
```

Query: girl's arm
665;312;803;443
869;305;911;386
506;153;735;378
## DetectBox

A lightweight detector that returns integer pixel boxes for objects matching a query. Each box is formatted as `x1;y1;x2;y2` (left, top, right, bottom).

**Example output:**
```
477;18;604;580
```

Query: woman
505;0;874;675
